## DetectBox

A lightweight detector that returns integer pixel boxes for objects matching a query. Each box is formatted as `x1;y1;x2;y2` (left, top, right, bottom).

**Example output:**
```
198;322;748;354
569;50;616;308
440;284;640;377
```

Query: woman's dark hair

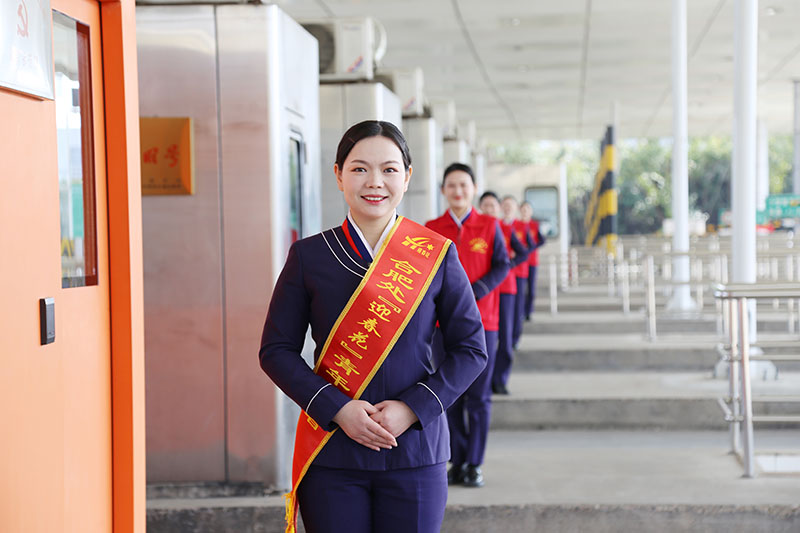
335;120;411;170
442;162;475;186
479;191;499;203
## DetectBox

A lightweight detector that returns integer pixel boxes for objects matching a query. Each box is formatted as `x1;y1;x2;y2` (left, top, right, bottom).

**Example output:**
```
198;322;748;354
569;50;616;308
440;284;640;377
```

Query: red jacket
498;220;529;295
426;208;509;331
527;219;545;266
512;220;534;278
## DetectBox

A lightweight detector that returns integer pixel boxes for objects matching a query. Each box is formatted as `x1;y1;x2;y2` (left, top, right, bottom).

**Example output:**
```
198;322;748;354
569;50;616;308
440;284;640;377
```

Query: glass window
288;137;303;248
54;12;97;288
525;186;559;238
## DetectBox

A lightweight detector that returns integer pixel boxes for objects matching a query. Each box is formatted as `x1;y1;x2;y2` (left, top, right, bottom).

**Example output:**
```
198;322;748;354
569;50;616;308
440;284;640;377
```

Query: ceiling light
764;6;781;16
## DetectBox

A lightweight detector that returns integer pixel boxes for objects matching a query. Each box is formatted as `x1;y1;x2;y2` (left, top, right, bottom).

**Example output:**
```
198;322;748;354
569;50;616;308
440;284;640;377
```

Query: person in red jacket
426;164;510;488
501;196;535;350
521;201;546;320
480;192;529;396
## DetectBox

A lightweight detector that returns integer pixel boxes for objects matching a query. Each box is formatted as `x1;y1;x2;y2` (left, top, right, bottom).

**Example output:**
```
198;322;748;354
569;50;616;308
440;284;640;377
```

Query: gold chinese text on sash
283;216;450;532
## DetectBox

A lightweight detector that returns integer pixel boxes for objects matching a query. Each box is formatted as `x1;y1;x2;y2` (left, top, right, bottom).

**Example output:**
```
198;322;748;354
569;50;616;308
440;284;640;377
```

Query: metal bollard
738;297;755;478
621;261;630;315
646;255;657;341
728;298;741;454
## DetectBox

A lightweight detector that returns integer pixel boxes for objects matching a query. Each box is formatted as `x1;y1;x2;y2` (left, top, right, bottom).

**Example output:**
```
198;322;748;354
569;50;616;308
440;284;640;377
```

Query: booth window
288;136;303;247
525;186;559;238
54;12;97;288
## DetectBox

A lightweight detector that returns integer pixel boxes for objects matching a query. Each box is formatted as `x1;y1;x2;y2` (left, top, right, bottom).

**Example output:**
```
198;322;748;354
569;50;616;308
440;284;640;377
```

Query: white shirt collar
448;207;472;228
346;210;398;259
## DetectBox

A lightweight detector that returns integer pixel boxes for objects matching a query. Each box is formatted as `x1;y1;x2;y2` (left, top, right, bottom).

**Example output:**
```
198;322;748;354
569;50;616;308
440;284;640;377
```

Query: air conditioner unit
391;68;425;117
302;17;387;82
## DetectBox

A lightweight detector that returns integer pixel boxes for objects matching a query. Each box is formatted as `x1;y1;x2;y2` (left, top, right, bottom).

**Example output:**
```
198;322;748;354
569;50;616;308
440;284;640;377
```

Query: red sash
284;216;450;532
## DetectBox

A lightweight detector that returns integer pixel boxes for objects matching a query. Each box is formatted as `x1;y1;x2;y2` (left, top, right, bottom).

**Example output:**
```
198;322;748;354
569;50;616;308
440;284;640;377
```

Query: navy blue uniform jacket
259;223;488;471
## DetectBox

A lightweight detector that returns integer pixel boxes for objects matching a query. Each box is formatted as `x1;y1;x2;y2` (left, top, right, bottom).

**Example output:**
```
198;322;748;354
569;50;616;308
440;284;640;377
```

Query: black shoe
493;383;510;395
447;463;466;485
462;465;484;487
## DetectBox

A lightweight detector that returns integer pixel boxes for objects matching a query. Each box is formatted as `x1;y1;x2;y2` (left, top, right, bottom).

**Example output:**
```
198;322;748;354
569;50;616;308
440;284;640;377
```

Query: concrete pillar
733;0;766;351
756;120;769;211
668;0;695;311
794;80;800;194
732;0;757;287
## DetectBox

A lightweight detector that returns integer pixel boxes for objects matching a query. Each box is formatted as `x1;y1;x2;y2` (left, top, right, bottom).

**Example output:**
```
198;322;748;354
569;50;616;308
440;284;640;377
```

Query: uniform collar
448;207;473;229
345;210;397;260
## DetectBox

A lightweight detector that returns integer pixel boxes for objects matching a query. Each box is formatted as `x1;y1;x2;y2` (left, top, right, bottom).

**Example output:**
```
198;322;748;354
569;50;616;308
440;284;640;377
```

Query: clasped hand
332;399;418;451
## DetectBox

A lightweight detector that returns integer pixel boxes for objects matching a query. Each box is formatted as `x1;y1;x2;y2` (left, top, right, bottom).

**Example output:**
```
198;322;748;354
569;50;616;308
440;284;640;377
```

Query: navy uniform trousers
512;277;527;348
299;463;447;533
446;328;499;467
524;265;538;318
492;293;516;389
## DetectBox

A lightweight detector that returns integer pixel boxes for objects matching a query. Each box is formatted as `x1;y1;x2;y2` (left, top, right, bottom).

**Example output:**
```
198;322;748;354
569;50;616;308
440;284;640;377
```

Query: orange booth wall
0;1;145;532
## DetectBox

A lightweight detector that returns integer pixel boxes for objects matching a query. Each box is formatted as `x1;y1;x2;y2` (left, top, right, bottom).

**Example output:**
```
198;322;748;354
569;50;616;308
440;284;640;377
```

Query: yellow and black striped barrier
584;125;618;256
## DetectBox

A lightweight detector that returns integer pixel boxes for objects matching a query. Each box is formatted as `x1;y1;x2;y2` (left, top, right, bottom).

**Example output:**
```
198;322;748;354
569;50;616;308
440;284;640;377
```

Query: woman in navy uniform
259;121;487;533
425;163;510;488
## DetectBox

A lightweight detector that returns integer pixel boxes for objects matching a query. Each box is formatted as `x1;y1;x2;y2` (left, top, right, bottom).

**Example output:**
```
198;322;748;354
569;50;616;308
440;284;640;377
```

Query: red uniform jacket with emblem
511;220;535;278
498;219;530;295
425;208;510;331
527;219;546;267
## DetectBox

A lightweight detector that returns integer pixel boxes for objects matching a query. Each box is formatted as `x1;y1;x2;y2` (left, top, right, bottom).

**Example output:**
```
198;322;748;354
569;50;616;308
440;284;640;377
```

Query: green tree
617;139;671;235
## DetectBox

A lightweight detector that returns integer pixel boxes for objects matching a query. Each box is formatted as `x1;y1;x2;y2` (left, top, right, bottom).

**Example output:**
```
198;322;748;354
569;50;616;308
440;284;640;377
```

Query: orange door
0;0;112;531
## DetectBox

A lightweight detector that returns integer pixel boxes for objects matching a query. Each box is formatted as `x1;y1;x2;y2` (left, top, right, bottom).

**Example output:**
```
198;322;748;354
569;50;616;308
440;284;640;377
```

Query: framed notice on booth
140;117;196;195
0;0;54;99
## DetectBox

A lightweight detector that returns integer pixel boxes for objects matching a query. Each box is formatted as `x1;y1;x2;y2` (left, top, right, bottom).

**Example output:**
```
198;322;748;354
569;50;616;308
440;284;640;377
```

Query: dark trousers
492;293;516;389
447;329;498;467
512;277;527;348
298;463;447;533
524;265;538;318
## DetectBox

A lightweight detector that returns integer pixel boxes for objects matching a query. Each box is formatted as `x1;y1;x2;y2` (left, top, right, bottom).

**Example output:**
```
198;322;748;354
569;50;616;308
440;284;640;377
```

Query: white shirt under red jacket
425;207;509;332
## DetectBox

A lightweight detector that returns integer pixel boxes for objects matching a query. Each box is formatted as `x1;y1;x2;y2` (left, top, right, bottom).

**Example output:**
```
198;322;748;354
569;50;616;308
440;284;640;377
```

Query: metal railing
713;283;800;478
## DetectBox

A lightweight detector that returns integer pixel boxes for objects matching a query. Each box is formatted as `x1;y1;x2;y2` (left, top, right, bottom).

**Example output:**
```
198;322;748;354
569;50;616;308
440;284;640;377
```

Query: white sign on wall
0;0;53;99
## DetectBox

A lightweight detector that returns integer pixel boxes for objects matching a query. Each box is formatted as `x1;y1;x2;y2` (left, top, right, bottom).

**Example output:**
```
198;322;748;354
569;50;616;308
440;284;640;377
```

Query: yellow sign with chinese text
139;117;195;195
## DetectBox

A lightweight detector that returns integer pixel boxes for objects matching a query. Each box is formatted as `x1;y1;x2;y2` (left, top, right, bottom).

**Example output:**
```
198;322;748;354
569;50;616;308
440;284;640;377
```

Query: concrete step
515;332;719;371
146;431;800;533
514;332;800;372
490;372;800;431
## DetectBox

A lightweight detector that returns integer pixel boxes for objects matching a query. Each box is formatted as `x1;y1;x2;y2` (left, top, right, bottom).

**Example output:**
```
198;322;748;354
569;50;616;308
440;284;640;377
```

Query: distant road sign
765;194;800;218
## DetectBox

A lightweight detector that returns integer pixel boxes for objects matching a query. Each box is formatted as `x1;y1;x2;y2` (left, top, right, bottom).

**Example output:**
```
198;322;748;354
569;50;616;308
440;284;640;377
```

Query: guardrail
713;283;800;478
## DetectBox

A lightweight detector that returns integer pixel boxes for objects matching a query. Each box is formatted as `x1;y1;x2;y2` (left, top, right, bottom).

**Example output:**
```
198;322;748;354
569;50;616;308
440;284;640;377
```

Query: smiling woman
258;120;488;533
334;122;412;251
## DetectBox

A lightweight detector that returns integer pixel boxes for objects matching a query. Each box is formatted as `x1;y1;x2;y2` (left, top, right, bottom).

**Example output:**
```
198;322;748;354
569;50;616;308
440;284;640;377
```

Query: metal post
728;298;741;454
669;0;694;311
621;261;630;314
738;296;756;478
646;255;657;340
549;256;558;315
794;80;800;194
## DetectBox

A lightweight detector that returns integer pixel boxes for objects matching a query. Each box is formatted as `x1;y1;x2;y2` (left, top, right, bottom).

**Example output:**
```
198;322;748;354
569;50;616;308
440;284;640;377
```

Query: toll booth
136;3;320;490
